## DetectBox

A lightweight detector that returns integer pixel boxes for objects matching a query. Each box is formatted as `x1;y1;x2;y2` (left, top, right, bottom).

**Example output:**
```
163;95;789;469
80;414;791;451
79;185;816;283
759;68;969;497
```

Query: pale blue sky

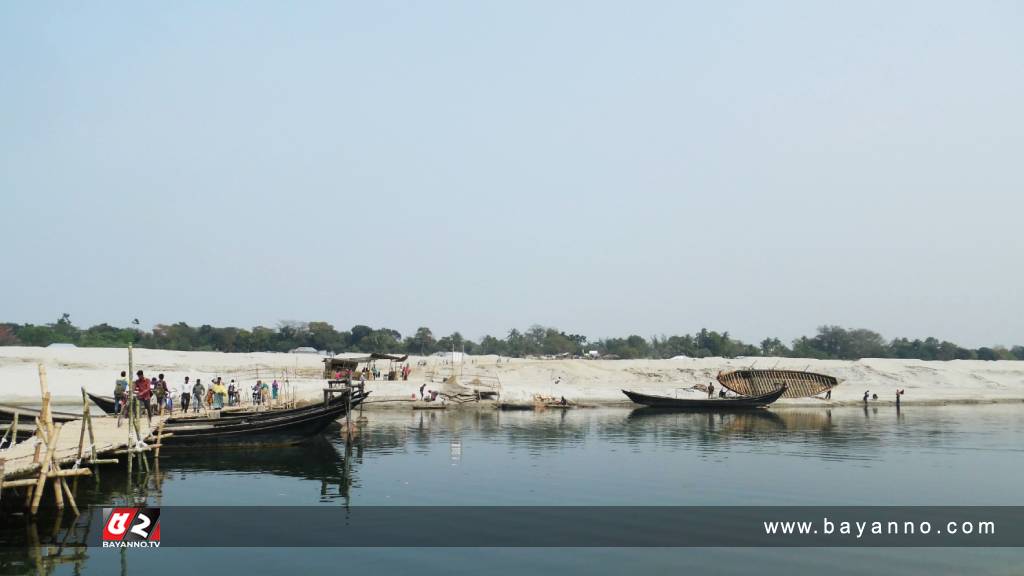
2;1;1022;347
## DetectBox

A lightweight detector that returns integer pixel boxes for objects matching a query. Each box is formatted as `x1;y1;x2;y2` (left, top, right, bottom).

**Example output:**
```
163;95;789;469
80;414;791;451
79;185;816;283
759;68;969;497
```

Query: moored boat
159;389;369;446
621;385;787;410
85;392;118;415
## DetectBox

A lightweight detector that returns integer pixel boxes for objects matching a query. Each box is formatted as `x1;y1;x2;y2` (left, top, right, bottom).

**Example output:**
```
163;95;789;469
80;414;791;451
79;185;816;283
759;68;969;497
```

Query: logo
101;507;161;548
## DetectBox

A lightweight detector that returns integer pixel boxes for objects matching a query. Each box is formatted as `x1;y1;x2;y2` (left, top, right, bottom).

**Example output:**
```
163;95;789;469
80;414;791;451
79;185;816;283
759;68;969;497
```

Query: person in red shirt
134;370;153;422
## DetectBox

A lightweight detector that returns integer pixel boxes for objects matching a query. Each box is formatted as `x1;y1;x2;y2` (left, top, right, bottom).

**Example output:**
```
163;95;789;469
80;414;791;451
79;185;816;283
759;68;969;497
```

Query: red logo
102;507;161;542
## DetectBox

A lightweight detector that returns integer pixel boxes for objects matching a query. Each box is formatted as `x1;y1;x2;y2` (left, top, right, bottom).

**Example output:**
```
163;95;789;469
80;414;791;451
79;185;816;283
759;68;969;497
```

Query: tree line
1;315;1022;361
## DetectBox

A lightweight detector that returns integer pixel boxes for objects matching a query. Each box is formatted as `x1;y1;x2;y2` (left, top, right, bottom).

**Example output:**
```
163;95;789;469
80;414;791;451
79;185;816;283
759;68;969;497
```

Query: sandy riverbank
0;347;1022;408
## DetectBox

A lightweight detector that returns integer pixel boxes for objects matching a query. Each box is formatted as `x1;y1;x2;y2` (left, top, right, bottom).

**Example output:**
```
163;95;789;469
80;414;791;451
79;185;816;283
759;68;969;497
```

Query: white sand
0;346;1022;407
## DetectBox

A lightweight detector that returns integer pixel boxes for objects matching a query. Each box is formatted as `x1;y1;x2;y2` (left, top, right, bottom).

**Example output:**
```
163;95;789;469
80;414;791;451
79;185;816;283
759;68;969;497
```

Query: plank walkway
1;414;167;480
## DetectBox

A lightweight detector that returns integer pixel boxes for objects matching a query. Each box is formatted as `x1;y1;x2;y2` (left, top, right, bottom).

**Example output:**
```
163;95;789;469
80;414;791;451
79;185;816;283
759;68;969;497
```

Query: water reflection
2;404;1024;574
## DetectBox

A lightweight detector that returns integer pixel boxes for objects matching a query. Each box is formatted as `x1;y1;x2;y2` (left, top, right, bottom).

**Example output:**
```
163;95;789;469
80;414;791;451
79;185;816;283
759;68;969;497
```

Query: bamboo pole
51;454;65;511
25;425;42;508
76;392;88;461
85;398;97;465
37;364;50;421
154;422;164;459
31;423;61;514
59;474;78;516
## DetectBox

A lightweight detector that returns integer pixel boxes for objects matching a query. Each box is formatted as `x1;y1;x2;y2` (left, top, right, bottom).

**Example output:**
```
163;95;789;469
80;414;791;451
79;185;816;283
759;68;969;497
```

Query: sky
1;1;1022;348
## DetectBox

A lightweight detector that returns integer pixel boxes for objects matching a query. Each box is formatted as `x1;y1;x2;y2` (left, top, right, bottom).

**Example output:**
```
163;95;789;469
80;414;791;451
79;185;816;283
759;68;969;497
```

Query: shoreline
1;346;1022;409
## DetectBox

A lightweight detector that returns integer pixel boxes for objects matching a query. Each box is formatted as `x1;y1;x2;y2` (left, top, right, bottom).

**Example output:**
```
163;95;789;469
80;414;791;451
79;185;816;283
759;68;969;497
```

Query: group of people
113;370;173;423
863;389;906;405
113;371;282;424
705;382;729;398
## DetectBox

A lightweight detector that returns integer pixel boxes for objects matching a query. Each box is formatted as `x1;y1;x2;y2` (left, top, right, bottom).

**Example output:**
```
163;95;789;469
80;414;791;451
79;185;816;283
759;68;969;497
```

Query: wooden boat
85;392;119;415
717;369;838;399
621;385;787;410
0;403;80;424
160;390;369;446
412;403;447;411
497;402;535;411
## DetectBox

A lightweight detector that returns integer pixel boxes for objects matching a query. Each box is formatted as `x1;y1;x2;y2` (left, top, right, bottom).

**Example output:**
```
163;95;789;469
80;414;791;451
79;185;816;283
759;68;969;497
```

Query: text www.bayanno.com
763;518;996;539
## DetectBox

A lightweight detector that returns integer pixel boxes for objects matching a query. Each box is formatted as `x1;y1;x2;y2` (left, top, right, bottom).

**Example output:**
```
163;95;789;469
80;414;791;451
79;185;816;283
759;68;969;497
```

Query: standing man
134;370;153;423
192;378;205;413
155;374;168;415
707;382;715;399
181;376;192;414
113;371;128;415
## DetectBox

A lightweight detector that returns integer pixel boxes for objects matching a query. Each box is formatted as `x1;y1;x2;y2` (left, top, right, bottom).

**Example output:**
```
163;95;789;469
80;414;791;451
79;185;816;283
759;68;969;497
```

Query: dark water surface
2;404;1023;574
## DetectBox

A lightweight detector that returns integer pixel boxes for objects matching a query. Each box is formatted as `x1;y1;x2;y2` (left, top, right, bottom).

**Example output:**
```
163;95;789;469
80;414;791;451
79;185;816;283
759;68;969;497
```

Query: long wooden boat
85;392;119;415
621;385;787;410
0;403;80;424
164;395;356;426
717;369;838;399
160;391;369;446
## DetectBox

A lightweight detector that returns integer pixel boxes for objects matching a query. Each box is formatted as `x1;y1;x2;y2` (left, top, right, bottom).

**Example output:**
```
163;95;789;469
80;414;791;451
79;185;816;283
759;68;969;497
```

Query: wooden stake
85;400;97;465
31;423;61;514
37;364;50;412
59;476;78;516
77;393;88;460
0;458;5;503
154;421;165;459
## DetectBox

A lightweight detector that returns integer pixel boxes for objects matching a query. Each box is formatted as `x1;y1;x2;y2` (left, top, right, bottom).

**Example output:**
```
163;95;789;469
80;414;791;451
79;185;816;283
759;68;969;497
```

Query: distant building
289;346;320;354
433;351;465;363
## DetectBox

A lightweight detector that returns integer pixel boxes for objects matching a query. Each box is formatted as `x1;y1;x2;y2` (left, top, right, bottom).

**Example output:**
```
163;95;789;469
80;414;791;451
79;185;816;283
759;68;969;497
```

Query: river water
2;404;1022;574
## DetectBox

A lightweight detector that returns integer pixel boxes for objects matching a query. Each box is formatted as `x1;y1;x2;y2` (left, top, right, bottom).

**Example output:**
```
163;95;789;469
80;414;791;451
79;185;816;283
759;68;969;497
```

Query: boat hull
160;392;368;447
86;392;119;415
621;386;786;410
717;369;838;399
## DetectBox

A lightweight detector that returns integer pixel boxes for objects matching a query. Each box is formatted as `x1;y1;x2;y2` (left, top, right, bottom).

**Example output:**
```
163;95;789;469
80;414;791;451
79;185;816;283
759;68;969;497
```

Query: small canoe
412;404;448;410
621;385;787;410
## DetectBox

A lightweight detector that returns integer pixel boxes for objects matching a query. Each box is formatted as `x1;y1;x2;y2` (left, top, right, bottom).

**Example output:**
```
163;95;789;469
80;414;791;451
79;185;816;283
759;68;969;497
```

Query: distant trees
0;316;1020;361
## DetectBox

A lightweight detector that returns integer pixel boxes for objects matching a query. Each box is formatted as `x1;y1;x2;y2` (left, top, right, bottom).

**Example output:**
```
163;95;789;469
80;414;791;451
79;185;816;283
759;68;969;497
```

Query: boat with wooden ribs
717;369;838;399
621;385;787;410
159;389;369;446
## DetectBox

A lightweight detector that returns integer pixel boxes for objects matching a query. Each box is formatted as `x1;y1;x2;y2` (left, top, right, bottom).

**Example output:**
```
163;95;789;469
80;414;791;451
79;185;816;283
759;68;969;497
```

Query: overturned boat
717;369;838;399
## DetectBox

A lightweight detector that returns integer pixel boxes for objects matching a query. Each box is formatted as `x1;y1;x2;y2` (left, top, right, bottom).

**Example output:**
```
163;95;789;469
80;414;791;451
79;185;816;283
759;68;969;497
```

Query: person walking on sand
707;382;715;399
192;378;205;413
825;388;831;401
419;383;426;400
181;376;192;414
863;390;870;403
